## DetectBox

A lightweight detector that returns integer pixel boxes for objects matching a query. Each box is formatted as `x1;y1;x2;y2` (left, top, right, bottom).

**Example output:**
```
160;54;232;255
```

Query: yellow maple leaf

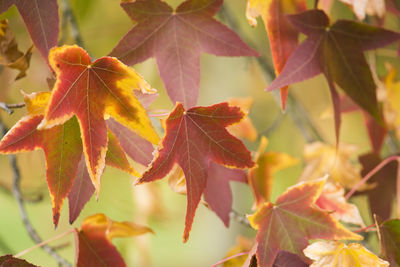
299;142;369;190
304;241;389;267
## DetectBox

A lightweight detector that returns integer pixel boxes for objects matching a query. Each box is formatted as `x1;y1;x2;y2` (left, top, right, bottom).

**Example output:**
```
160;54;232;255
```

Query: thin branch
229;209;251;227
59;0;84;48
219;5;324;143
0;102;25;114
0;120;73;267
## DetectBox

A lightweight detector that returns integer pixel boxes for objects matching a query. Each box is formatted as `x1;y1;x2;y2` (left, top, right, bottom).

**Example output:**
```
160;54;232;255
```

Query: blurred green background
0;0;399;266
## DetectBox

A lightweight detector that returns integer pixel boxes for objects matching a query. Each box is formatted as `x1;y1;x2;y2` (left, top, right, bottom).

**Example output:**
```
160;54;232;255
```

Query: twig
229;209;251;227
345;155;400;199
219;5;323;143
14;229;75;258
0;120;73;267
59;0;84;48
314;0;319;9
0;102;25;114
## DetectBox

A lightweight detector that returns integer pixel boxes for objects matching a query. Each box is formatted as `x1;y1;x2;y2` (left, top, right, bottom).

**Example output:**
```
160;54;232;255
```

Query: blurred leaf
248;136;298;209
359;153;398;220
316;181;365;227
138;102;254;242
340;0;386;20
75;213;153;267
377;219;400;266
246;0;306;109
38;45;159;195
304;241;389;266
300;142;367;190
248;178;361;267
0;255;38;266
0;0;59;61
0;19;32;80
223;236;254;267
109;0;259;108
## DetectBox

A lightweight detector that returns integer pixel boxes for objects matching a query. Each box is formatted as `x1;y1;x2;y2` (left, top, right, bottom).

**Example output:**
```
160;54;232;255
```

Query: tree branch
0;120;72;267
0;102;25;115
59;0;84;48
229;209;251;227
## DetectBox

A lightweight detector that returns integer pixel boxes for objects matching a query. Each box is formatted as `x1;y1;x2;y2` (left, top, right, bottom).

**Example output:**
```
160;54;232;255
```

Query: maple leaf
0;91;136;226
0;255;38;266
248;178;362;267
109;0;259;108
299;142;367;190
266;9;400;139
38;45;159;194
75;213;153;267
377;218;400;266
0;0;59;61
304;241;389;267
0;19;33;80
138;102;254;242
246;0;306;109
340;0;386;20
248;137;298;209
316;181;365;227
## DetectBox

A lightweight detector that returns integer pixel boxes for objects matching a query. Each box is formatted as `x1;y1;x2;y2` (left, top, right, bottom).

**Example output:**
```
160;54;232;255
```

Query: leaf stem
0;120;73;267
345;155;400;199
14;229;75;258
210;251;249;267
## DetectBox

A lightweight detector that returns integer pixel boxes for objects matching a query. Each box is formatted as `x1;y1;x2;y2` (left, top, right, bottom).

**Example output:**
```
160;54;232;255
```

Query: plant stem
0;120;73;267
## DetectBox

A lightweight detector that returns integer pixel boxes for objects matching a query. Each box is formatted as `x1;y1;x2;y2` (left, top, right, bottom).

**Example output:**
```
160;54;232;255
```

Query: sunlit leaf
38;45;159;195
75;213;153;267
138;102;254;241
110;0;259;108
248;178;361;267
304;241;389;267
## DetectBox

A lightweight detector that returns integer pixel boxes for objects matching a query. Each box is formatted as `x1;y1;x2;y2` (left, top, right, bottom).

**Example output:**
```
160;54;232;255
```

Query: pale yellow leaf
304;241;389;267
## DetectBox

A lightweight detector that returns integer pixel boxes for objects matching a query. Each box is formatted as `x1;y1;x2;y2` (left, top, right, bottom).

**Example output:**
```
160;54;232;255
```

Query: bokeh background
0;0;399;266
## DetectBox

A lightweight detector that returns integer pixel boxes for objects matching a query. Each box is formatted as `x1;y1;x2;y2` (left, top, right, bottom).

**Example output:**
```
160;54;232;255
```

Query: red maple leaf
0;0;59;61
38;45;159;194
266;9;400;141
248;178;362;267
0;92;136;226
138;102;254;241
109;0;259;108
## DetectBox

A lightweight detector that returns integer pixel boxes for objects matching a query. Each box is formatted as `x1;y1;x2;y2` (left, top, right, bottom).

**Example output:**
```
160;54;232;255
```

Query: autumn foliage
0;0;399;266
